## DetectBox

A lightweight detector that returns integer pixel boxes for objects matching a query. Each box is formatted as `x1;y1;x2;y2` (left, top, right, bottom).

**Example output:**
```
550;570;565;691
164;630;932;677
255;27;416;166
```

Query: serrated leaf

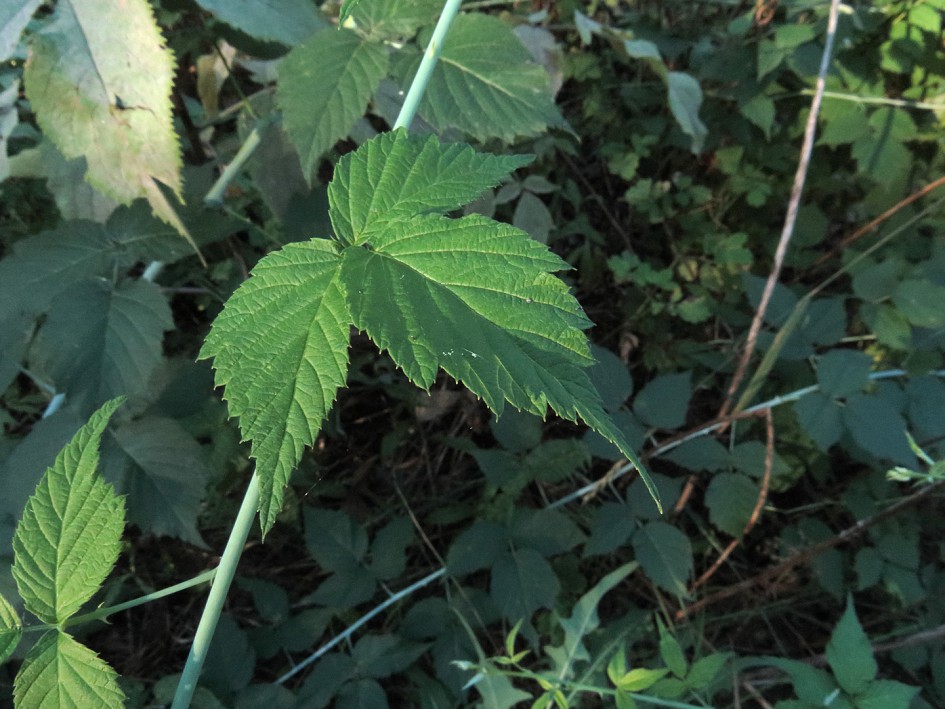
200;239;351;535
11;398;124;624
556;563;636;673
825;597;877;695
335;132;657;506
350;0;441;38
328;130;533;244
633;521;692;598
278;28;389;182
24;0;186;235
33;279;173;414
195;0;326;46
104;417;210;545
14;631;125;708
584;503;636;556
854;679;920;709
446;520;508;576
0;593;21;664
842;393;915;467
369;516;414;580
794;392;843;451
352;634;429;679
490;549;559;622
0;0;42;62
395;13;565;142
632;372;692;429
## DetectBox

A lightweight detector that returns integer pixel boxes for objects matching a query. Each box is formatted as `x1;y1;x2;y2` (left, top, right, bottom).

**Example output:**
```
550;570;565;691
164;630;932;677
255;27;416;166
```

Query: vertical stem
393;0;464;131
171;473;260;709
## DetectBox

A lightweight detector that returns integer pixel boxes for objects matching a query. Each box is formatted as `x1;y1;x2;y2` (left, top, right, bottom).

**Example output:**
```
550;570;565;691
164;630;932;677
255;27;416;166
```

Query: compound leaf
200;239;351;535
34;279;173;415
396;13;565;142
24;0;185;236
278;28;389;182
195;0;327;46
336;132;657;505
490;548;559;622
13;630;124;708
11;399;125;624
350;0;441;38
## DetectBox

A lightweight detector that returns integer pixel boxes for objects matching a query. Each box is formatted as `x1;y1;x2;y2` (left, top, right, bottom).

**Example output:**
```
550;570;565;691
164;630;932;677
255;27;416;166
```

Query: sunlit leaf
24;0;186;236
14;631;125;708
11;398;124;623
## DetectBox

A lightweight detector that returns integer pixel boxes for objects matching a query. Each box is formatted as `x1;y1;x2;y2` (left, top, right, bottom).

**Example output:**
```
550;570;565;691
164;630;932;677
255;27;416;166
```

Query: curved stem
172;473;260;709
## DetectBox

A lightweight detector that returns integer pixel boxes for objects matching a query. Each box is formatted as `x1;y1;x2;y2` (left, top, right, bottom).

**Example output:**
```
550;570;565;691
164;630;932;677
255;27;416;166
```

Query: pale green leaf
350;0;441;38
104;417;210;546
195;0;327;46
556;563;636;672
633;521;692;597
11;399;124;624
0;592;21;665
278;28;389;182
14;630;124;708
33;279;173;414
0;0;42;62
490;549;559;622
395;13;565;142
825;597;877;695
328;130;532;244
24;0;185;234
666;72;707;153
200;239;351;535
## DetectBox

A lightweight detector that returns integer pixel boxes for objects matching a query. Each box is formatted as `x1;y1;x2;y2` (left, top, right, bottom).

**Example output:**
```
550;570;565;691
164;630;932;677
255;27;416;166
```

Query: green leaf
200;240;351;535
825;597;877;695
34;279;173;413
11;398;124;624
892;279;945;329
842;392;915;467
195;0;326;46
328;130;533;244
794;392;843;451
334;132;657;504
705;473;758;537
446;520;509;576
584;503;636;556
24;0;185;235
490;548;559;622
617;667;669;692
816;350;873;398
632;372;692;429
633;521;692;597
686;652;730;688
14;631;124;708
303;507;369;572
336;679;388;709
854;679;920;708
369;516;415;580
471;669;533;709
350;0;442;38
1;1;42;62
104;417;210;545
352;634;429;679
657;620;688;678
666;72;707;153
0;593;21;664
395;13;565;142
555;563;636;671
278;28;389;182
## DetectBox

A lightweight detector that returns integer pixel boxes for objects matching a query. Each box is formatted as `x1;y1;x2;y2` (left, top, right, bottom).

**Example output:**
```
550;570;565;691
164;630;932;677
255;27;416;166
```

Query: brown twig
690;409;774;592
675;479;945;620
717;0;841;424
805;174;945;273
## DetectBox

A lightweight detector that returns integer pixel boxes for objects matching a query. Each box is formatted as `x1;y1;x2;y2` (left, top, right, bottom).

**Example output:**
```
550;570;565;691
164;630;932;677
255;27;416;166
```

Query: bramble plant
2;0;945;707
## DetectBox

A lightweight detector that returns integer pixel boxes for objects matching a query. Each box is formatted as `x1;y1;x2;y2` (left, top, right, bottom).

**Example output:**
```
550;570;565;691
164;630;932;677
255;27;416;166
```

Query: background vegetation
1;0;945;707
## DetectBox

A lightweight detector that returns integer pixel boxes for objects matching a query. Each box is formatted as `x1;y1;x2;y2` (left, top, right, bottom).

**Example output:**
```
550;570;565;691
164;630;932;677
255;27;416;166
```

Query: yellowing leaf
24;0;187;238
